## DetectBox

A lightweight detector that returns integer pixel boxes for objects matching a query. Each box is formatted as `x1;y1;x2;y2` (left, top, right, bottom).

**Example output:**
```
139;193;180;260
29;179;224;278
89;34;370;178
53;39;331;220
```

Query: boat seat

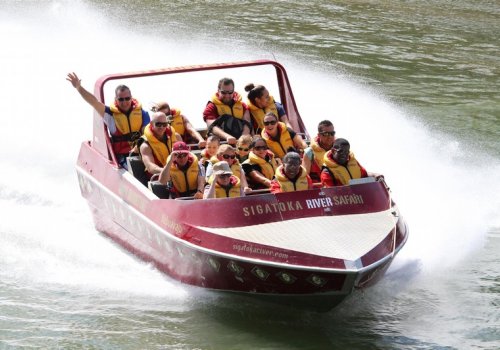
126;155;149;187
192;149;203;160
148;181;171;199
247;188;271;196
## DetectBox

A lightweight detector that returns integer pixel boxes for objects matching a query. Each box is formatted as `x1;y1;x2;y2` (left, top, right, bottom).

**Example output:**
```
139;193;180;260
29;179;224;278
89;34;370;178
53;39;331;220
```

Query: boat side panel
154;181;391;230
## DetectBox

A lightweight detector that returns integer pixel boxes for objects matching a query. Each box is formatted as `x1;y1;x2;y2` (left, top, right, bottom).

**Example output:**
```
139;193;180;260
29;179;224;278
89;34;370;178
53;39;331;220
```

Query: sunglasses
254;145;268;151
175;153;188;158
155;122;169;127
238;147;250;152
263;120;277;126
320;131;336;137
219;90;234;95
117;96;131;102
222;154;236;160
218;174;231;179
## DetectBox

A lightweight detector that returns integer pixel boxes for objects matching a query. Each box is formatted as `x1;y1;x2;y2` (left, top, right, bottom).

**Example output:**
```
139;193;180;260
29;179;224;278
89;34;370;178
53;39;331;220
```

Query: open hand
66;72;81;89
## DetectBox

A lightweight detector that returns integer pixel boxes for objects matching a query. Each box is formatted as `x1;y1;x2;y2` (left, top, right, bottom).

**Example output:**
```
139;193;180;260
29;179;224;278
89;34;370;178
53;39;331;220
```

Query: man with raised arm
203;161;244;199
158;141;205;199
66;72;150;169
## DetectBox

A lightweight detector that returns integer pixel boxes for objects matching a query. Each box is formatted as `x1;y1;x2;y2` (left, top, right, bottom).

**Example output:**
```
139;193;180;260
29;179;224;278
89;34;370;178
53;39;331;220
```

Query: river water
0;1;499;349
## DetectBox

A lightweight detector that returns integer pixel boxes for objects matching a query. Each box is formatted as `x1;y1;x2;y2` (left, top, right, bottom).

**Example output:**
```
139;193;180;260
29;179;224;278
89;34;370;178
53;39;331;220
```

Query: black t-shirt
242;161;261;175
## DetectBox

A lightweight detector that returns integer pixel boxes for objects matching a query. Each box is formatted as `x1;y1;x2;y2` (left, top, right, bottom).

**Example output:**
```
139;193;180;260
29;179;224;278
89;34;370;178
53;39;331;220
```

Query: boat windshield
100;63;292;132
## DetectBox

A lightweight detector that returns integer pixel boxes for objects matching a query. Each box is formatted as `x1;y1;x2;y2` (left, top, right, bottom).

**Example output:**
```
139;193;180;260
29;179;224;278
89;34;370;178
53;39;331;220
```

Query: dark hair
283;152;301;164
250;137;267;148
264;111;278;120
244;83;266;104
207;135;221;143
318;120;334;133
115;85;130;96
218;77;234;90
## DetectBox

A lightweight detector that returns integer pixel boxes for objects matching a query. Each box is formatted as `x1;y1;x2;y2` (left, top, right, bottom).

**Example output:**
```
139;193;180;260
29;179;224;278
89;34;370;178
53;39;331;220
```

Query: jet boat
76;60;408;310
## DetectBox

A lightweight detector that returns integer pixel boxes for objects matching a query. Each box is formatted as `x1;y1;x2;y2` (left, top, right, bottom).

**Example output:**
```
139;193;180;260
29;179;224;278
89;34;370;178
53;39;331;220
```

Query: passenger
199;135;220;171
270;152;313;194
205;144;252;194
236;134;252;163
151;101;206;149
245;83;292;133
66;72;150;169
242;138;280;190
302;120;336;182
203;161;244;199
261;112;307;159
321;138;383;187
158;141;205;199
139;112;181;178
203;77;252;145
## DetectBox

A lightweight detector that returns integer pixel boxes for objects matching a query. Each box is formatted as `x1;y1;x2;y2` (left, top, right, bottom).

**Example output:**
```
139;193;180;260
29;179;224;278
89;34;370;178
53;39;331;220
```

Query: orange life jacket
323;151;363;186
214;176;241;198
261;122;294;159
274;165;310;192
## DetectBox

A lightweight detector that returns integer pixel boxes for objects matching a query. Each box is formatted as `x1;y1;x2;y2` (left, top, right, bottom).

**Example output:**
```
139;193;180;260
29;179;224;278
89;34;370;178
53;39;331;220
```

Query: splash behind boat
76;60;409;311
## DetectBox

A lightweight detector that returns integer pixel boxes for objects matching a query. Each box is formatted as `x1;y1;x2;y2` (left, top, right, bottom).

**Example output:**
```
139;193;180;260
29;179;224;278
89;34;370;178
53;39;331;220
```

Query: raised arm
194;172;205;199
239;164;252;194
66;72;105;117
158;155;175;185
203;179;217;199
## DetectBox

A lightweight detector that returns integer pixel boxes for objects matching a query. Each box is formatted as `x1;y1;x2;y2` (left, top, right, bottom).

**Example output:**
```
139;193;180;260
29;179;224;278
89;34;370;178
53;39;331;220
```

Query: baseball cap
172;141;190;153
